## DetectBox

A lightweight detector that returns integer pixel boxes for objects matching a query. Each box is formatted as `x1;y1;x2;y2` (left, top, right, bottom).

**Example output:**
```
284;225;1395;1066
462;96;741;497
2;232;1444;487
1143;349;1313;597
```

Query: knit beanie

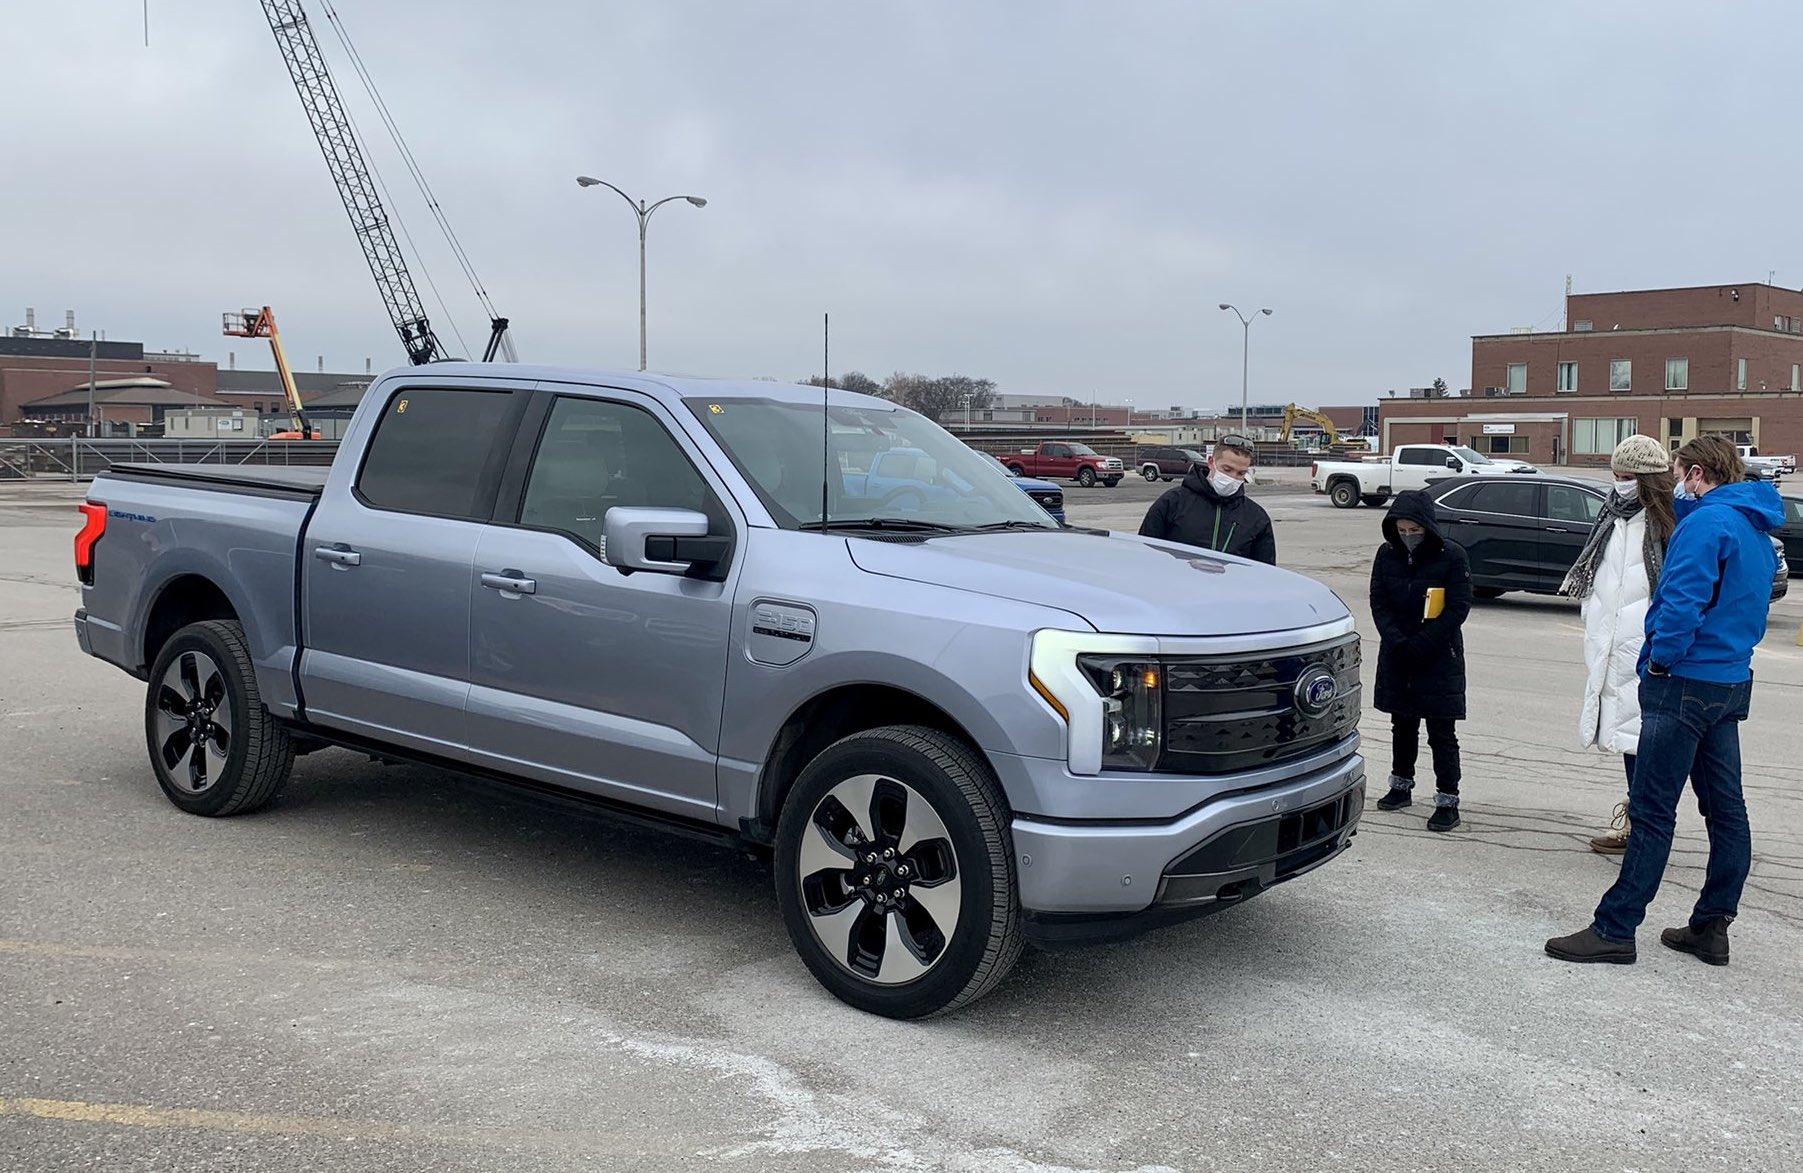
1611;434;1670;475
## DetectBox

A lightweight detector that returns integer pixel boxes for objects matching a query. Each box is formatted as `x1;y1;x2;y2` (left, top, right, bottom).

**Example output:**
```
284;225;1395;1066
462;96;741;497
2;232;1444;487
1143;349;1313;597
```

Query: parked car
985;454;1065;523
1736;444;1795;479
73;366;1365;1019
1006;441;1124;488
1420;475;1789;601
1779;493;1802;574
1310;443;1521;509
1134;445;1207;482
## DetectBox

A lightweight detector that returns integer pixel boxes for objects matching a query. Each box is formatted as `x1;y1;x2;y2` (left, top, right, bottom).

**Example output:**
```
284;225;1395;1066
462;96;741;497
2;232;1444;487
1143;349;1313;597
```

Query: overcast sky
6;1;1801;409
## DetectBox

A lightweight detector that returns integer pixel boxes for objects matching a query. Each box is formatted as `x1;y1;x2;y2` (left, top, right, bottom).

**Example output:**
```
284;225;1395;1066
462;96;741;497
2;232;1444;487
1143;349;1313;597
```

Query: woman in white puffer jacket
1562;434;1677;854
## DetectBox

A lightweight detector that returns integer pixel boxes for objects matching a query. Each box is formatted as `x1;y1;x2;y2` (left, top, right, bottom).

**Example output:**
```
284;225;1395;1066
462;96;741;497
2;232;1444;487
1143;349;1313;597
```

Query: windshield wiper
970;520;1061;532
799;517;969;533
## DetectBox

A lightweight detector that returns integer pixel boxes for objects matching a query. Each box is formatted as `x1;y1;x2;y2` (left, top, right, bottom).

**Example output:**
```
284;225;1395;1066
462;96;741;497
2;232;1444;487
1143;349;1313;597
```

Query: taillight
75;502;107;586
1310;462;1318;478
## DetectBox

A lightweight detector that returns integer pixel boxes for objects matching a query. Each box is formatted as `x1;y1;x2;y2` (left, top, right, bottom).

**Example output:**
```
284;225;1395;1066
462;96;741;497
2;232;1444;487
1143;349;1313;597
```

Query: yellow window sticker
396;399;409;414
707;403;724;414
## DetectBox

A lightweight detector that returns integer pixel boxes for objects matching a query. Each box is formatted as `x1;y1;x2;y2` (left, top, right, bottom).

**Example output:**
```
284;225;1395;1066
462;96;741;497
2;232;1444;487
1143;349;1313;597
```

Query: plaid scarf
1560;490;1664;600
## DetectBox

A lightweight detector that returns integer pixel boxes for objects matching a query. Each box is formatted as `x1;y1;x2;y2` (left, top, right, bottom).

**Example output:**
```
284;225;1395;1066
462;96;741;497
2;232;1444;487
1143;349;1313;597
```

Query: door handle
480;570;537;595
314;545;361;567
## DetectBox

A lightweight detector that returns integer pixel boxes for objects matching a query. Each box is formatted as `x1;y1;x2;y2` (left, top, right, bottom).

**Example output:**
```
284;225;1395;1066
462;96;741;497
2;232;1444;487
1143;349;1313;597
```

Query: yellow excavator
222;306;320;440
1279;403;1340;447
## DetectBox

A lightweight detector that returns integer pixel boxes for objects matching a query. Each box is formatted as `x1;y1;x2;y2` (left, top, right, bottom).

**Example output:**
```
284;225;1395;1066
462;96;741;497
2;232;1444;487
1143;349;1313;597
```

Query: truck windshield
686;397;1059;531
1452;446;1494;464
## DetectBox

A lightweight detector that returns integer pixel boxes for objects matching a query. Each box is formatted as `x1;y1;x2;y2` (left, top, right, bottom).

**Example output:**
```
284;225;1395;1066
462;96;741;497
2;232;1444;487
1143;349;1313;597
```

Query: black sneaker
1375;777;1414;811
1427;801;1460;832
1545;926;1637;965
1661;918;1731;967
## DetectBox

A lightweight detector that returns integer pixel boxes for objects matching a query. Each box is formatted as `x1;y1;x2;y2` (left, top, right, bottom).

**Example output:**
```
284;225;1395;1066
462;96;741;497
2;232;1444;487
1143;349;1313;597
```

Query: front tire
1473;586;1507;600
773;726;1022;1019
1076;467;1097;487
145;620;294;816
1329;480;1360;508
1141;464;1159;481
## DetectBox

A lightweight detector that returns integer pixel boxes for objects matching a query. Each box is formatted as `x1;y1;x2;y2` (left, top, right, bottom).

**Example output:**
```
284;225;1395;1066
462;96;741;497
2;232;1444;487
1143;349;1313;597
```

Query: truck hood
845;530;1350;636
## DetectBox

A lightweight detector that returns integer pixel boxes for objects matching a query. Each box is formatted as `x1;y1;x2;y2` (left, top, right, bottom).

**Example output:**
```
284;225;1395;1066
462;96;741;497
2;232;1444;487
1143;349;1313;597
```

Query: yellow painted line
0;1096;668;1156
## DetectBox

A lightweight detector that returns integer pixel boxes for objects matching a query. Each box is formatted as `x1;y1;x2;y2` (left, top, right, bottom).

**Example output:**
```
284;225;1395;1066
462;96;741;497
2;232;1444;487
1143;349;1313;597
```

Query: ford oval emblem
1293;665;1338;717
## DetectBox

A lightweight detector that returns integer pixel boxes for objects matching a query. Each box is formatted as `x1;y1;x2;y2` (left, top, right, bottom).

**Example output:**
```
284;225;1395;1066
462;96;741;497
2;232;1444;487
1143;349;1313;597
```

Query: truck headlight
1028;630;1161;775
1078;656;1161;770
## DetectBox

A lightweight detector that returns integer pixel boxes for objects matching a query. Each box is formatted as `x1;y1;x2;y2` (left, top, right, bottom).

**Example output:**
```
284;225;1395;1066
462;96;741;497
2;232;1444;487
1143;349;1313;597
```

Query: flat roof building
1379;282;1803;465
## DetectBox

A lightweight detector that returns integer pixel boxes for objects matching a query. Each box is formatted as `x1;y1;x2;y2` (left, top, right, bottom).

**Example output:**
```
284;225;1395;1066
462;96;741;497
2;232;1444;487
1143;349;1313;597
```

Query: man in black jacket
1137;435;1276;564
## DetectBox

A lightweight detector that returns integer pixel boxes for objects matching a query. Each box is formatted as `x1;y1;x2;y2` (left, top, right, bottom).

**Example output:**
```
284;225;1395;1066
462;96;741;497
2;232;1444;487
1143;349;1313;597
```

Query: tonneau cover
98;463;328;498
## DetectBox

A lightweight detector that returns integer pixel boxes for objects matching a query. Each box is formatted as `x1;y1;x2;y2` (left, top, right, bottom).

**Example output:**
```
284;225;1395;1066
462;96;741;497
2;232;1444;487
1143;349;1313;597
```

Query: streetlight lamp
1218;304;1273;433
576;176;708;371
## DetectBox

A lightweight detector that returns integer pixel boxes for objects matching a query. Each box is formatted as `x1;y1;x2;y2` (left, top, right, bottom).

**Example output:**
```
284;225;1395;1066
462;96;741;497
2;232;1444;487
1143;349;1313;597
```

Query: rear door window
1398;448;1444;466
356;387;520;519
1546;485;1604;524
1465;481;1541;519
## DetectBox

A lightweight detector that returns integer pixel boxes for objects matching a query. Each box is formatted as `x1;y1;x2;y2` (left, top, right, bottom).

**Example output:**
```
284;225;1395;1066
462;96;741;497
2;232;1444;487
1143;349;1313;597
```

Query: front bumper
1010;750;1365;940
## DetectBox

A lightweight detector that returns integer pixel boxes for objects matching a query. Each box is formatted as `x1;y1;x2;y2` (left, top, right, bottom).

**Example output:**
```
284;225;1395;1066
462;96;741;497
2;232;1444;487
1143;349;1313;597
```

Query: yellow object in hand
1423;587;1446;621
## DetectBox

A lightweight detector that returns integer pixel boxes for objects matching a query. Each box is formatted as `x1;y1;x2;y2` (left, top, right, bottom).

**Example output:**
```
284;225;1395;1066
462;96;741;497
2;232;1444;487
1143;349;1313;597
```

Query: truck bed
100;463;328;499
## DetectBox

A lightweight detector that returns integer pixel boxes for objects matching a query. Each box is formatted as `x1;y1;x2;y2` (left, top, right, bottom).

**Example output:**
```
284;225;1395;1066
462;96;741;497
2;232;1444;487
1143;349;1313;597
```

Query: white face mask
1208;470;1243;497
1612;480;1640;501
1674;481;1697;502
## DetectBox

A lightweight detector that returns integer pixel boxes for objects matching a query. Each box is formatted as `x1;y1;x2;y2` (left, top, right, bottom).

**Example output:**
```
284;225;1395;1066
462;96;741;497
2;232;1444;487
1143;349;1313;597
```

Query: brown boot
1545;926;1636;964
1660;918;1731;966
1588;802;1629;855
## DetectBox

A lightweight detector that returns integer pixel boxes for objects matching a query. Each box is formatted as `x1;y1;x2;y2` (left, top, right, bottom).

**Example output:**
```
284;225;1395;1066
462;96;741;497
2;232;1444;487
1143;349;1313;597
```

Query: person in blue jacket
1547;435;1786;967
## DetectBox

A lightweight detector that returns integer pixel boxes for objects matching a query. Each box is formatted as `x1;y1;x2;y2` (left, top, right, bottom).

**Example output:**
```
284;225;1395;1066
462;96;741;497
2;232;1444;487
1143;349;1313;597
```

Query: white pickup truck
1736;444;1795;479
1310;443;1529;509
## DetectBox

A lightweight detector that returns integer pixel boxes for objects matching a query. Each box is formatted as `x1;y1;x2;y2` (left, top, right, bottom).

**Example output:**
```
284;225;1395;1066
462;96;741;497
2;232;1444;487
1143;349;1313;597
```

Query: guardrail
0;438;341;482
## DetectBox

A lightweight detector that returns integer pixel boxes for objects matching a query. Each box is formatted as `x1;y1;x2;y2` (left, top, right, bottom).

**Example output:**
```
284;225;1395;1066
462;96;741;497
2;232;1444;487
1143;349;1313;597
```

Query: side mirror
602;507;726;577
1445;456;1461;469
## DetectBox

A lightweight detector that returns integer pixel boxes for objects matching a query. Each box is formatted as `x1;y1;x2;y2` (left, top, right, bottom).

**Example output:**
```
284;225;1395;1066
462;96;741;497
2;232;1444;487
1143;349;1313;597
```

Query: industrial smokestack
228;351;236;370
65;310;75;332
365;357;371;374
24;307;35;331
317;355;323;373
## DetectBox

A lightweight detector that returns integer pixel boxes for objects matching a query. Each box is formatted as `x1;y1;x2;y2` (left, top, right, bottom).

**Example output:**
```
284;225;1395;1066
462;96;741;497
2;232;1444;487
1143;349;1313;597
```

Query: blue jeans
1593;673;1753;943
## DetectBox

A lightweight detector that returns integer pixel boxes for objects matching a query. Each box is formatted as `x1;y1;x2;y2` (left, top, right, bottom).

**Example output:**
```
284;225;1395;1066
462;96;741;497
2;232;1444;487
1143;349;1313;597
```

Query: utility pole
576;177;707;371
1219;304;1273;432
87;331;98;437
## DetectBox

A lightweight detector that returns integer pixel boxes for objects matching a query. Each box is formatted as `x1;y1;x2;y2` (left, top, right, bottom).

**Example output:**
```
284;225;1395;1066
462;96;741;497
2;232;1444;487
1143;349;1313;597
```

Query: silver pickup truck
73;365;1365;1017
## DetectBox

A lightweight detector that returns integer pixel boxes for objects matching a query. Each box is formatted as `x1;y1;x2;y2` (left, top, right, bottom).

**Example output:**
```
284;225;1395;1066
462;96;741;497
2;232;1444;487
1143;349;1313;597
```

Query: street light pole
576;177;707;371
1218;303;1273;433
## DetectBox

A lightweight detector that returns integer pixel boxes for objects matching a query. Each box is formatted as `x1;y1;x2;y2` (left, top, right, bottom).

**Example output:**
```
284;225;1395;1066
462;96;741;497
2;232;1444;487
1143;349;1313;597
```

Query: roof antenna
820;311;830;529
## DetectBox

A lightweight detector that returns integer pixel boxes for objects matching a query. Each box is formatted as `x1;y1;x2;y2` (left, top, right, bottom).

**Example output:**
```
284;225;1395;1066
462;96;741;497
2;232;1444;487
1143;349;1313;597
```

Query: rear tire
144;620;294;816
1006;464;1027;477
773;726;1022;1019
1329;480;1360;509
1103;478;1121;488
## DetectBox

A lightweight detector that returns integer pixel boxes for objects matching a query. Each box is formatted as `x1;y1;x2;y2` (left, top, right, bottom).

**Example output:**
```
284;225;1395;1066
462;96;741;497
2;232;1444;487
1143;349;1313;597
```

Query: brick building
1379;282;1803;465
1;335;218;430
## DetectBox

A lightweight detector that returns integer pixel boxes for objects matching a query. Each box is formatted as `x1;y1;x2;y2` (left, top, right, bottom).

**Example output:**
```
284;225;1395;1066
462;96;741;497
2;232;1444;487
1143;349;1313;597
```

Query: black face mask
1400;532;1425;553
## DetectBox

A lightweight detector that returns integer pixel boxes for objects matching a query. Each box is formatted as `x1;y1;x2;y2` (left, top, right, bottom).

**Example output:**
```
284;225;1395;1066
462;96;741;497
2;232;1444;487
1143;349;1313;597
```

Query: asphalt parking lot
2;475;1799;1172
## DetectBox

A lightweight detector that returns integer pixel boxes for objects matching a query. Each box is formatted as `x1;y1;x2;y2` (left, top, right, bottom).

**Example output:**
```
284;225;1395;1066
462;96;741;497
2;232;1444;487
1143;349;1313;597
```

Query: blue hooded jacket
1642;480;1786;683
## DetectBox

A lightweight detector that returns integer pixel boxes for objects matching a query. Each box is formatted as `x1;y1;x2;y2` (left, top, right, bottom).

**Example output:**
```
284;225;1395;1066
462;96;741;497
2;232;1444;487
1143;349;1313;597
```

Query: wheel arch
748;682;989;844
139;573;241;673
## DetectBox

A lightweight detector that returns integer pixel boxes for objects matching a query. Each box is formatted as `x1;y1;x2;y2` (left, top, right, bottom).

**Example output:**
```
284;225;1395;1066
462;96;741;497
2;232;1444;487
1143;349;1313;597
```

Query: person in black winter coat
1370;490;1473;831
1138;438;1276;564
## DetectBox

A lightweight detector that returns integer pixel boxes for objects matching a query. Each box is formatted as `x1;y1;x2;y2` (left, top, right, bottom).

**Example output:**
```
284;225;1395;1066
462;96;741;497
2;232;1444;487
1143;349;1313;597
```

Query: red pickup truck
1005;441;1125;487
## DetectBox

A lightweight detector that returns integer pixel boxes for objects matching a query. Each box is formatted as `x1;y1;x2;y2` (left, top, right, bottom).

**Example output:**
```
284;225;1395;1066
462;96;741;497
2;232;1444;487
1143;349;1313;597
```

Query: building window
1574;320;1593;332
1574;417;1639;456
1792;364;1799;392
1665;358;1688;391
1556;361;1578;392
1473;435;1529;454
1737;357;1748;391
1506;363;1527;394
1609;359;1631;391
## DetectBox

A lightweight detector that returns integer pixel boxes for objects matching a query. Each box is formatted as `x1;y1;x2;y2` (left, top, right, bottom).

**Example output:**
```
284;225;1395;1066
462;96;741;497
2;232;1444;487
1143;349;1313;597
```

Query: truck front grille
1157;635;1361;775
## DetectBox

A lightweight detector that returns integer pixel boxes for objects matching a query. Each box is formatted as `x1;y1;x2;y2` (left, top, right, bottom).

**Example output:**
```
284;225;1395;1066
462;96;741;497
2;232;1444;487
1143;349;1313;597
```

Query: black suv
1135;445;1206;482
1422;475;1790;601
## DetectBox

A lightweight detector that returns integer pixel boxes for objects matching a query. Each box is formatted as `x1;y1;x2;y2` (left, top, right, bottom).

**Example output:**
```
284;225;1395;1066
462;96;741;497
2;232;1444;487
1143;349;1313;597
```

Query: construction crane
255;0;511;364
1279;403;1342;447
222;306;318;440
